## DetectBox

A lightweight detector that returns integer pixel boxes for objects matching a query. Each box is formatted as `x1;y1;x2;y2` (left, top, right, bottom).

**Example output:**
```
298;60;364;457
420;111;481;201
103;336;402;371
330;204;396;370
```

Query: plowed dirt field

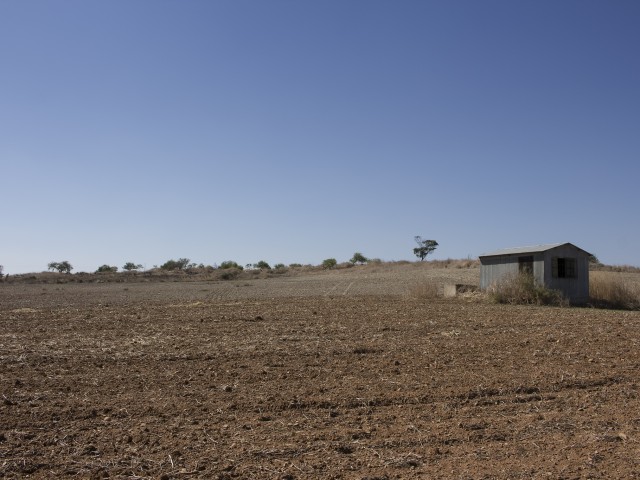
2;266;640;479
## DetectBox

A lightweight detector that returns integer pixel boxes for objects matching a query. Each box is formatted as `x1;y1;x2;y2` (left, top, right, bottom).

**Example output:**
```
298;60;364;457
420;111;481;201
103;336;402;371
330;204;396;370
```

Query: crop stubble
1;270;640;479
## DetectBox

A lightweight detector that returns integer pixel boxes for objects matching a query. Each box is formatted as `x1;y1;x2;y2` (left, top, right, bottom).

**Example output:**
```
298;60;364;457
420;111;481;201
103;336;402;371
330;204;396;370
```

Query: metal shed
479;243;592;304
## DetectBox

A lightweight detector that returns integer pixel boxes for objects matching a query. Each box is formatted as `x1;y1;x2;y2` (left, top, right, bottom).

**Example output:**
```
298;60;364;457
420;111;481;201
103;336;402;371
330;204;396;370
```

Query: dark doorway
518;256;533;274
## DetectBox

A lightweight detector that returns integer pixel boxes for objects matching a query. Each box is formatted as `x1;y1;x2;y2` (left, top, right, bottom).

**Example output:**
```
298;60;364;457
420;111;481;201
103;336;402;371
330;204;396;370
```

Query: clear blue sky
1;1;639;274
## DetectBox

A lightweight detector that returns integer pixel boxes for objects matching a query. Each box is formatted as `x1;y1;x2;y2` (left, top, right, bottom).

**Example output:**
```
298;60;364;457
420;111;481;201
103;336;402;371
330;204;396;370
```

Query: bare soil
1;266;640;479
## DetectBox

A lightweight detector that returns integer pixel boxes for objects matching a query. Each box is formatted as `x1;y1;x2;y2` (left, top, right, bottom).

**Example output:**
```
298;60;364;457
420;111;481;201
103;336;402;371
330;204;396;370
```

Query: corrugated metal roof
479;242;588;258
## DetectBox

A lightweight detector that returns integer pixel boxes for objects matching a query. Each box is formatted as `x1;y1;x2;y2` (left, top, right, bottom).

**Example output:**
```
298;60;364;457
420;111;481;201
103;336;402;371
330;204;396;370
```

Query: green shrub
350;252;368;264
219;261;243;270
161;258;190;271
123;262;143;271
219;268;241;280
322;258;337;269
48;261;73;274
289;263;303;268
96;265;118;273
488;273;567;306
273;263;287;274
255;260;271;270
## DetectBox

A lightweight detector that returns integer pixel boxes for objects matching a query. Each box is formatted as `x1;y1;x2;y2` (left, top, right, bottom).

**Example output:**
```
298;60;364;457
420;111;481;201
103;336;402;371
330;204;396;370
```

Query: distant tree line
40;238;439;275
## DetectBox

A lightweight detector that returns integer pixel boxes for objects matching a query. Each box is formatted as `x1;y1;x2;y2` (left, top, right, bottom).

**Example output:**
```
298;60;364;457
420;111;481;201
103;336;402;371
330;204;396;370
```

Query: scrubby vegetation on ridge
589;263;640;273
2;258;479;285
3;257;640;312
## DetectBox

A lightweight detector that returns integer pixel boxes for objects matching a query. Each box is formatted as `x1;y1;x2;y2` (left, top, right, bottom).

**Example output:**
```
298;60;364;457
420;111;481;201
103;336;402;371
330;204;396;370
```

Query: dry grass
429;258;480;269
487;273;568;307
590;263;640;273
589;272;640;310
2;259;481;285
407;280;441;299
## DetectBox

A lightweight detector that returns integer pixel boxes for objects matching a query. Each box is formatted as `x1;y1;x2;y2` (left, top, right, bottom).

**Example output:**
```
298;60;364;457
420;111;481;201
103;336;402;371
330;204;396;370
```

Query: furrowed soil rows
1;268;640;479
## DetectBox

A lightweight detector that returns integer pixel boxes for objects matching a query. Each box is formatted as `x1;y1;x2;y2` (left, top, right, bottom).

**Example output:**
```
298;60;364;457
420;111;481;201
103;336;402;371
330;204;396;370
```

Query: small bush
273;263;287;274
322;258;337;269
219;261;243;270
289;263;303;268
218;268;241;280
255;260;271;270
161;258;190;271
96;265;118;273
123;262;143;271
48;261;73;274
350;252;368;265
590;273;640;310
488;273;567;306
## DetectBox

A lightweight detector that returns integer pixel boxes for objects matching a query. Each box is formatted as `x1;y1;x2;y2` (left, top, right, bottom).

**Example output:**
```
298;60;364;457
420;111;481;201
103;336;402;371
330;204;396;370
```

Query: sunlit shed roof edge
479;243;593;258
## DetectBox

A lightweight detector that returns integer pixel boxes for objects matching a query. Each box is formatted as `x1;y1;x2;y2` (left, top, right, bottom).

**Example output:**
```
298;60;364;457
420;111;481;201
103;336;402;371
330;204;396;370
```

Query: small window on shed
552;257;577;278
518;256;533;274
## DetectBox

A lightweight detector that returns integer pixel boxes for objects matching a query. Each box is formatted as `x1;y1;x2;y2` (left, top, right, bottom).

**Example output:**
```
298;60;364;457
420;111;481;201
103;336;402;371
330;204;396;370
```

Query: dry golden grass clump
589;272;640;310
488;273;568;307
408;280;441;299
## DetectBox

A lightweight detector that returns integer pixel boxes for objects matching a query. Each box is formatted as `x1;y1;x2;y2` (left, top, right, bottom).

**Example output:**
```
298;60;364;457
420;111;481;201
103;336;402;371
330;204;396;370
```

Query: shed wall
479;254;544;289
542;245;589;303
480;244;590;304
